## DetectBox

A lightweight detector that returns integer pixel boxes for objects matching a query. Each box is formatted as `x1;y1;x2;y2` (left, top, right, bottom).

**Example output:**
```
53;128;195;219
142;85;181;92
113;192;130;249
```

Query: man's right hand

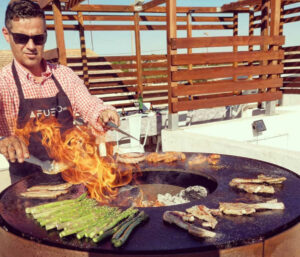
0;135;29;163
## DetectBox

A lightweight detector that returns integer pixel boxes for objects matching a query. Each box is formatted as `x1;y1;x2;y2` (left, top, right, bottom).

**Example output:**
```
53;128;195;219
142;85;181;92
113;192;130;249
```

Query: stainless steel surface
106;121;140;142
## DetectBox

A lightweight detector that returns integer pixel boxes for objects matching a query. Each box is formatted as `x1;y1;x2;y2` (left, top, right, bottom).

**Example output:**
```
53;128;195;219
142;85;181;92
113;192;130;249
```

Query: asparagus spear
92;213;136;243
93;208;138;237
112;211;149;247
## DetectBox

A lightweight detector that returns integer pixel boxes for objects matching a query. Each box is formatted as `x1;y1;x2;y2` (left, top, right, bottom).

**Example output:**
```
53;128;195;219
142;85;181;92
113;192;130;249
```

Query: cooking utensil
106;121;140;142
24;155;58;174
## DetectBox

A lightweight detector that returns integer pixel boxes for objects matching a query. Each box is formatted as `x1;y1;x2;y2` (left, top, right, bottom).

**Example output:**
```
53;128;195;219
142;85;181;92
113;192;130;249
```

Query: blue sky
0;0;299;56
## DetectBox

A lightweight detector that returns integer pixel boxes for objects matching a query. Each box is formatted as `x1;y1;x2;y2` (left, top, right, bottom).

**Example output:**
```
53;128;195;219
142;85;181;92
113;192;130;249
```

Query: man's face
2;17;47;71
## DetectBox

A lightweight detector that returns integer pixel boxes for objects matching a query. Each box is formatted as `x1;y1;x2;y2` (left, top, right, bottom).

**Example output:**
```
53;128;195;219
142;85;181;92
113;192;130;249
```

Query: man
0;0;120;183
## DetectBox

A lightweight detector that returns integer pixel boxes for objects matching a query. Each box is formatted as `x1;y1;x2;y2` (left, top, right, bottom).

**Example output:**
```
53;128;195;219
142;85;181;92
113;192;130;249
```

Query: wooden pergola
36;0;300;128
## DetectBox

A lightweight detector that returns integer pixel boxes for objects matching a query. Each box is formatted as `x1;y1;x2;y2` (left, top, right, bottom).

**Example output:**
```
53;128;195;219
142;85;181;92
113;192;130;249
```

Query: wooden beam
142;0;166;11
71;5;135;12
167;0;177;115
172;50;284;65
172;91;282;112
37;0;52;9
77;11;89;88
134;12;143;97
171;36;285;49
222;0;262;12
52;0;67;65
173;78;283;96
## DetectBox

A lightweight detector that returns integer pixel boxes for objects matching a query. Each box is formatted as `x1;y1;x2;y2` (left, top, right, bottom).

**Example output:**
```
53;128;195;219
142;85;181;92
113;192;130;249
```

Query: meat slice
230;182;275;194
219;199;285;216
146;152;186;163
188;154;207;166
20;190;69;199
230;174;286;185
163;211;216;238
27;183;72;192
186;205;218;229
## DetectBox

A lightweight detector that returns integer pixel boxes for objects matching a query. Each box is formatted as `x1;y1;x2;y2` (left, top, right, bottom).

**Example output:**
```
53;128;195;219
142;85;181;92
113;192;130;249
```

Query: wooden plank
191;16;233;22
172;91;282;112
282;6;300;15
282;46;300;51
281;89;300;94
283;69;300;74
52;0;67;65
282;82;300;87
142;62;168;68
187;12;193;87
71;4;135;12
283;77;300;82
38;0;52;9
142;54;167;61
171;36;285;49
143;70;168;76
77;11;89;88
134;12;143;97
80;15;134;22
172;50;284;65
222;0;262;12
167;0;177;114
142;0;166;11
172;78;283;96
172;64;284;81
284;16;300;23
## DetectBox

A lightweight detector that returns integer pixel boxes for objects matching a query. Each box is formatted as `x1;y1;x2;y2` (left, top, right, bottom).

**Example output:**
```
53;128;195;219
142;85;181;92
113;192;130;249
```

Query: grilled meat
163;211;216;238
230;174;286;185
146;152;186;163
186;205;218;229
20;190;69;199
219;199;285;216
27;183;72;192
230;182;275;194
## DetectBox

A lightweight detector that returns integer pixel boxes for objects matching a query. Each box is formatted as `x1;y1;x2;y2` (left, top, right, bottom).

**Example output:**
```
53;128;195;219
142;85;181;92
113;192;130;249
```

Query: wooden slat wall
46;54;168;111
280;1;300;94
170;35;285;112
281;45;300;94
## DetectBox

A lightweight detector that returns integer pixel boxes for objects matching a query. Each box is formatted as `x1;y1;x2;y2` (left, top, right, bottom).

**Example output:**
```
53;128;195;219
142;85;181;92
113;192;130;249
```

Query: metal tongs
25;155;64;175
106;121;140;142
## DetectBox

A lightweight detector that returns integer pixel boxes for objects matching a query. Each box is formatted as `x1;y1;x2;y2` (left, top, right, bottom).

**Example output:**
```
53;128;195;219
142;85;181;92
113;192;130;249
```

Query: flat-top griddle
0;153;299;255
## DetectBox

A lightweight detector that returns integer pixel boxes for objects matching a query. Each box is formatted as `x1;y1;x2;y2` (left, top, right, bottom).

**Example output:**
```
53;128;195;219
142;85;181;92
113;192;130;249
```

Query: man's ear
2;27;10;43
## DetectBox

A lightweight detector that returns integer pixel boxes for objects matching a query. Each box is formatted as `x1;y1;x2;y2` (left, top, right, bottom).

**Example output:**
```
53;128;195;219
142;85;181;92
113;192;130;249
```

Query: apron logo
29;106;68;118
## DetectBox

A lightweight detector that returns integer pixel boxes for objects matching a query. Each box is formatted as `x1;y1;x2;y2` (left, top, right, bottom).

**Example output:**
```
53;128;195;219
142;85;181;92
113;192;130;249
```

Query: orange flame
15;115;133;204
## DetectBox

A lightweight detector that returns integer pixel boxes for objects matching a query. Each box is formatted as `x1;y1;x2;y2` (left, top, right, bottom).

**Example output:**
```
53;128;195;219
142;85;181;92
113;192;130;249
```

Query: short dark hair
5;0;45;29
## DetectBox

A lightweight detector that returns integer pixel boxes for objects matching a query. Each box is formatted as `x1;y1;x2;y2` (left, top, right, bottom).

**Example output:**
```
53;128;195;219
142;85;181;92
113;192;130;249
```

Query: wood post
187;12;193;87
233;11;239;95
134;12;143;98
266;0;281;115
52;0;67;65
167;0;178;130
78;11;89;88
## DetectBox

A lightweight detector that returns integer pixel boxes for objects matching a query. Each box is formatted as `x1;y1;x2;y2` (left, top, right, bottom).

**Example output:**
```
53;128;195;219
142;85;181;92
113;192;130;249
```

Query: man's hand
0;135;29;163
98;109;120;128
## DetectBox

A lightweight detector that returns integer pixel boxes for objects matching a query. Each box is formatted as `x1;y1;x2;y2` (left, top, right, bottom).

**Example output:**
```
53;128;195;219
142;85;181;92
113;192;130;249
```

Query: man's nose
26;38;36;49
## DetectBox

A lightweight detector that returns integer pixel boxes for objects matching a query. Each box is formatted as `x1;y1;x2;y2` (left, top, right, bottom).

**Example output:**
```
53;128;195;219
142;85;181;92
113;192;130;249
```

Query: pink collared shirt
0;59;113;136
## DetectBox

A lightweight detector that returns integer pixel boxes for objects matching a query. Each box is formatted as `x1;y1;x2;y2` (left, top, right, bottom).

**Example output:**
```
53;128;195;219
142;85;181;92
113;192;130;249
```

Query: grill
0;153;299;257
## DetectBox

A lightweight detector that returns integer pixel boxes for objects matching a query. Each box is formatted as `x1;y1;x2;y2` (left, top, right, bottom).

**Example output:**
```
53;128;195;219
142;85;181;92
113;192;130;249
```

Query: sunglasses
7;28;47;45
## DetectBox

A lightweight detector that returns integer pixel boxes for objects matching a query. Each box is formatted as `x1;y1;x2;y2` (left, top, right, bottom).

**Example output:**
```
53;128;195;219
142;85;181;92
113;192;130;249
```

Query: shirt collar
13;58;53;82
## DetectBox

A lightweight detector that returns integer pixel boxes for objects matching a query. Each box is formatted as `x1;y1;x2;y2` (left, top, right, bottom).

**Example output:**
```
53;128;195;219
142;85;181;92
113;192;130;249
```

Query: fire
15;115;133;204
